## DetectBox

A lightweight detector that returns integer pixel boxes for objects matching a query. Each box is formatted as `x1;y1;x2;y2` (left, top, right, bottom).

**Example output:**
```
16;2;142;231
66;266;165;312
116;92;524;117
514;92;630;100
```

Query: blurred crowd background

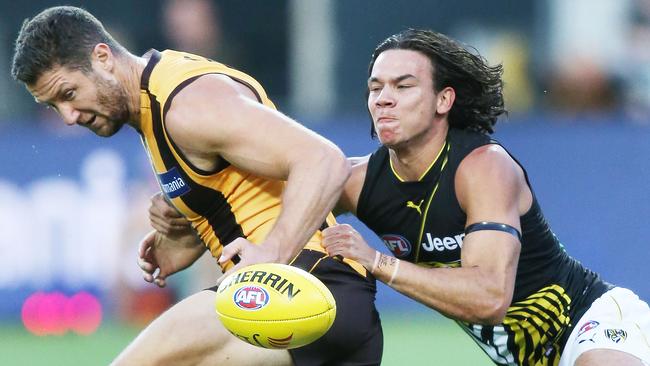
0;0;649;349
1;0;650;122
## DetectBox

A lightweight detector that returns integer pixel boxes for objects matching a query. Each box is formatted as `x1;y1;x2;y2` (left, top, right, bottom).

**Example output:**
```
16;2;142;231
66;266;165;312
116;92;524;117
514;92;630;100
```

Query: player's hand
149;192;192;236
322;224;377;270
216;237;282;285
138;229;206;287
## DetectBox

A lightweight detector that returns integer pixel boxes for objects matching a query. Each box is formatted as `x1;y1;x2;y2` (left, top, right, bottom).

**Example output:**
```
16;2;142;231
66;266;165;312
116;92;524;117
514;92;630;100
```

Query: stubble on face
91;73;131;137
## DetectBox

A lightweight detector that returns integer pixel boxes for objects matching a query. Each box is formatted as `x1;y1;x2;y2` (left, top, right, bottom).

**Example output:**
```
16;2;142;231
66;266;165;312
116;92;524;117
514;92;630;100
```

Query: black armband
464;221;522;241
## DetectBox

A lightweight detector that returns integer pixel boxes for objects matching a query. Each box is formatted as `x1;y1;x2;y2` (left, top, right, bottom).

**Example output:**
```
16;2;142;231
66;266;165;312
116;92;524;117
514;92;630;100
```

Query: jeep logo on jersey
233;286;270;310
381;234;411;257
157;167;190;198
421;232;465;252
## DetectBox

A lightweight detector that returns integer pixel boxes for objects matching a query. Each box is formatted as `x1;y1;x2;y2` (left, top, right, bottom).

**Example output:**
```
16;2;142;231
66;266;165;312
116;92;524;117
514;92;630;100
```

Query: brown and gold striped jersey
138;49;363;275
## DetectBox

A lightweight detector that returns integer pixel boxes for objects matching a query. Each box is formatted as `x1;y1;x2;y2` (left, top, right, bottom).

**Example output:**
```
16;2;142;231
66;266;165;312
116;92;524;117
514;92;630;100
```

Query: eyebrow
368;74;417;84
34;85;68;106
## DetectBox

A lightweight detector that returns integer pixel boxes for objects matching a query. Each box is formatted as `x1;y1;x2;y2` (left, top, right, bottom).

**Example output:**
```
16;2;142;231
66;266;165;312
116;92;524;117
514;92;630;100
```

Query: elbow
470;272;515;325
338;152;352;184
480;307;508;326
322;145;351;186
474;296;510;325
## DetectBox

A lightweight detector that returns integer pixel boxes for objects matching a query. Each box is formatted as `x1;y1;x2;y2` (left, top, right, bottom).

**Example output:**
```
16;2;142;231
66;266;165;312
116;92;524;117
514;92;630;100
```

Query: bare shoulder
348;155;370;167
337;155;371;215
163;74;258;153
455;144;528;213
348;155;370;190
166;73;256;123
458;144;520;177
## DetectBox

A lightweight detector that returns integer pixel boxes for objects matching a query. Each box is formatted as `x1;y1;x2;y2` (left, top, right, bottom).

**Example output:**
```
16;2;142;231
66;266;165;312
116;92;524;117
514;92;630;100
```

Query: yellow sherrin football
215;263;336;349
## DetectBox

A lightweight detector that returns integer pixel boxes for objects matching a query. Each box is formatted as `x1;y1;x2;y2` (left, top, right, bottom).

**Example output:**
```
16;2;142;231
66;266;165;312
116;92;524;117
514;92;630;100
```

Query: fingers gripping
219;239;243;265
215;240;246;286
322;224;355;257
149;192;190;234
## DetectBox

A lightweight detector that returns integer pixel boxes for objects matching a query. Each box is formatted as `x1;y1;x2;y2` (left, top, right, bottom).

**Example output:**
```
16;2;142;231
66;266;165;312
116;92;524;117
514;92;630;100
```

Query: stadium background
0;1;648;364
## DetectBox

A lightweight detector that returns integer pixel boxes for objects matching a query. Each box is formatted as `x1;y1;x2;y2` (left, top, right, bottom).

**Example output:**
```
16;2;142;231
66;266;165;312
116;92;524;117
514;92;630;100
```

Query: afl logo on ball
381;234;411;257
233;286;270;310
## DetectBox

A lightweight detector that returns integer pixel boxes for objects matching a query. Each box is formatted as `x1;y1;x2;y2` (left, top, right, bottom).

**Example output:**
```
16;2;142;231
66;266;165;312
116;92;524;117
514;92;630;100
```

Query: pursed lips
376;116;398;125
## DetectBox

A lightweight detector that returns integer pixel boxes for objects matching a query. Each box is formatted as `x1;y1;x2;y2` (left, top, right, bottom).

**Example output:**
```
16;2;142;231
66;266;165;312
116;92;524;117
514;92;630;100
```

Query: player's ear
91;43;114;72
435;86;455;115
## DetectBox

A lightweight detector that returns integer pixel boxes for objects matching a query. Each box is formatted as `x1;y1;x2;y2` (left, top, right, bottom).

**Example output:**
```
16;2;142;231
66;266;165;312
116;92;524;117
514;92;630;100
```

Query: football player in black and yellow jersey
321;29;650;366
12;6;382;366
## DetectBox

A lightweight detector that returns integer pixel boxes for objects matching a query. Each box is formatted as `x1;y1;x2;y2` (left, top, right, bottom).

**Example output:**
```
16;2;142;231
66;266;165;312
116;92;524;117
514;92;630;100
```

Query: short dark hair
368;29;506;135
11;6;125;85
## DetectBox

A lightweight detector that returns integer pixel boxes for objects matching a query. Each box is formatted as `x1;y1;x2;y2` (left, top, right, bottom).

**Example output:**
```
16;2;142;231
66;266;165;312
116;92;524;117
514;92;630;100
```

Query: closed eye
368;84;383;92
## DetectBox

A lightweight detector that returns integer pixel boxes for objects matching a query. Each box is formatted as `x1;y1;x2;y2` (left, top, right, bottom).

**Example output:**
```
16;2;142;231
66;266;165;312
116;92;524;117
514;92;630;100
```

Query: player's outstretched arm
164;74;350;269
326;145;527;325
390;145;524;324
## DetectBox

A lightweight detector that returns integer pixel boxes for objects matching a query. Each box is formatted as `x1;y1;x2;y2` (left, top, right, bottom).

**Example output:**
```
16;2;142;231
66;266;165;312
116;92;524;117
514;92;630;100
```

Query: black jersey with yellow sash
357;127;612;366
138;49;364;275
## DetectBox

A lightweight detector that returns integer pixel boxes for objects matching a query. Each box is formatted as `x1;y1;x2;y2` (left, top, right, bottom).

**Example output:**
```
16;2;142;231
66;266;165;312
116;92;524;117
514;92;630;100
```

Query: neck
118;53;147;131
388;123;449;181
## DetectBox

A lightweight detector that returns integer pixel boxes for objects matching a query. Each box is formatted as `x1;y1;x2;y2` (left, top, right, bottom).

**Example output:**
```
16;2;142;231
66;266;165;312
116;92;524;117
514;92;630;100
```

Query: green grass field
381;312;491;365
0;313;491;365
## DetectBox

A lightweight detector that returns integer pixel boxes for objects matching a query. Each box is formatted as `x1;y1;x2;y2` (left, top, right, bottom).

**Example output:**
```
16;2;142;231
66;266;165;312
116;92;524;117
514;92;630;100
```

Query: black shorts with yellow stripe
207;249;383;366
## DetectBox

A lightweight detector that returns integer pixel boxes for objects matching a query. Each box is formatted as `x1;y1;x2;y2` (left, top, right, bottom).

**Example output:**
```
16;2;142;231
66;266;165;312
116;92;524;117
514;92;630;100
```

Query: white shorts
559;287;650;366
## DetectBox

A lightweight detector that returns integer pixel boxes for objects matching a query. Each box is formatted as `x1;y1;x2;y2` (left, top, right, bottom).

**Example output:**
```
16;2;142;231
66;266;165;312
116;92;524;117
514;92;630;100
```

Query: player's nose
375;88;396;107
58;103;81;126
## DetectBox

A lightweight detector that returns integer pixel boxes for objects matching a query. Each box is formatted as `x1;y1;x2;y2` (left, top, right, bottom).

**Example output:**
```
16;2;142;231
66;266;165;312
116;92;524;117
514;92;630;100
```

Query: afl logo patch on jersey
233;286;270;310
157;167;190;198
381;234;411;257
577;320;599;338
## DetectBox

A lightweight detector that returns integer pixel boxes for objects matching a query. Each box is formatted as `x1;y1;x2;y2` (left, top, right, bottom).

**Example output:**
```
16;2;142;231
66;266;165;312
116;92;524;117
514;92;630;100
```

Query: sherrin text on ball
215;263;336;349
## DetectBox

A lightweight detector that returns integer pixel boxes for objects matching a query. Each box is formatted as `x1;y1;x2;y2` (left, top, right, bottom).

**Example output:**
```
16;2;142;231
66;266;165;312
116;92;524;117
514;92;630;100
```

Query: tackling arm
324;145;529;325
374;145;527;324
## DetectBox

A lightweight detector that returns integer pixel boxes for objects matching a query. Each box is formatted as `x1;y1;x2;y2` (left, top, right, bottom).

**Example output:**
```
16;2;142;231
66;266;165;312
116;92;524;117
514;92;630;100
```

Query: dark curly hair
11;6;125;85
368;29;506;135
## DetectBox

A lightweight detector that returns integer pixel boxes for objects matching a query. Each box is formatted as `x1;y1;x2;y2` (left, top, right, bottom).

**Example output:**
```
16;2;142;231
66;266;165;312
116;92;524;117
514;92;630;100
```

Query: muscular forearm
266;150;350;263
372;253;512;325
